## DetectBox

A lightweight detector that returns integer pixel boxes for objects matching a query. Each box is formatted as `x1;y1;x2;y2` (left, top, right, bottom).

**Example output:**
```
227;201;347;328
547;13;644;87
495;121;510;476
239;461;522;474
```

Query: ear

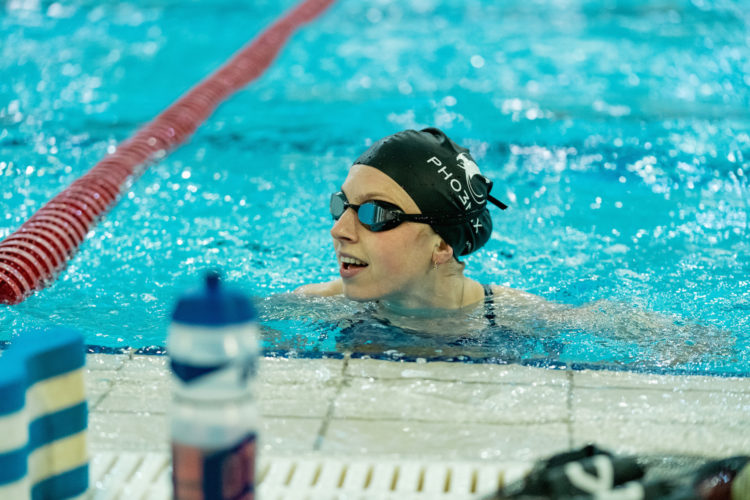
432;238;454;266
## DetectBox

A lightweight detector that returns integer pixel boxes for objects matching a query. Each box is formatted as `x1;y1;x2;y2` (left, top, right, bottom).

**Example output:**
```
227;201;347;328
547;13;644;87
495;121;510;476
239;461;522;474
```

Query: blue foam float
0;328;88;499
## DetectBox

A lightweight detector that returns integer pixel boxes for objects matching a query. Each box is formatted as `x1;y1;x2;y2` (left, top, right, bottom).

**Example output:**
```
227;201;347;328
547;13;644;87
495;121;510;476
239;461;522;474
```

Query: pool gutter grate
89;452;531;499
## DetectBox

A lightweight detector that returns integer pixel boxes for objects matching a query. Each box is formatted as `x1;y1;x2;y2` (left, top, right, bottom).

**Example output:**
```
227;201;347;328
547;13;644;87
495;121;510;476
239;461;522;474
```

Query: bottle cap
172;271;257;326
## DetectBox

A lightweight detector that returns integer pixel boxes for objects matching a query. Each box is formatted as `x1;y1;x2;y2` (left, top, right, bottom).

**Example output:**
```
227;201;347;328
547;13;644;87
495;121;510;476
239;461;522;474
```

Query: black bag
492;445;645;499
488;445;750;500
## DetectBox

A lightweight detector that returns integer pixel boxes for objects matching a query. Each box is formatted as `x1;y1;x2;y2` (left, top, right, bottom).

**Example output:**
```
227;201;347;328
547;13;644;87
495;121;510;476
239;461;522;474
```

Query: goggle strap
404;206;487;225
488;194;508;210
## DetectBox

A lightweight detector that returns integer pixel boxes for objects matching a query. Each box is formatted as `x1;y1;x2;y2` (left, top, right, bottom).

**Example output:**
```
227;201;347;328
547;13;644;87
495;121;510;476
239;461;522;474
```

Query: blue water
1;0;748;375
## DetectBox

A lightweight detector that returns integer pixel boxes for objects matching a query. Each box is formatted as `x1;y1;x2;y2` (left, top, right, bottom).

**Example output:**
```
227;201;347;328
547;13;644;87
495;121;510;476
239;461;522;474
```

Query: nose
330;206;359;243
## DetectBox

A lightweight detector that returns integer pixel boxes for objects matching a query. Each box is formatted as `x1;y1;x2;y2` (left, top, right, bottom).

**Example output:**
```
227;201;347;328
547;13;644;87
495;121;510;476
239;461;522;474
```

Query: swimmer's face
331;164;442;302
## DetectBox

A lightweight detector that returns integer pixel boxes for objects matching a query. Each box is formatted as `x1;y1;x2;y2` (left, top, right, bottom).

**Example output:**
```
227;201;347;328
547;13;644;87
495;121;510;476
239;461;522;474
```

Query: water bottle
168;271;260;500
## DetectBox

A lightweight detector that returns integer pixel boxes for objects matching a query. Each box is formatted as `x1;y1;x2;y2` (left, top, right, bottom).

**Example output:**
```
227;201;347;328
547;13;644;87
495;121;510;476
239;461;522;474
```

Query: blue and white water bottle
168;271;260;500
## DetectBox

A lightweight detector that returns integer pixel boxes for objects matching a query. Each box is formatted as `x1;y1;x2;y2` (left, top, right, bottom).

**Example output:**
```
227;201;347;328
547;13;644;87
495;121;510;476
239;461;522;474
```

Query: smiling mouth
340;255;368;270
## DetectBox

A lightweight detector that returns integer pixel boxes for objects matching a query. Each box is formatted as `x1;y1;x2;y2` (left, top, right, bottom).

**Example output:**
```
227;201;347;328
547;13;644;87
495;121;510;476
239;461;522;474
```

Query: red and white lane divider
0;0;336;305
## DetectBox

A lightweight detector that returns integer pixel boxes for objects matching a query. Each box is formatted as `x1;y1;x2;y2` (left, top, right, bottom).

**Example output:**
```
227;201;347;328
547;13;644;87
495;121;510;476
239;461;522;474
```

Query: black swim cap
354;128;507;256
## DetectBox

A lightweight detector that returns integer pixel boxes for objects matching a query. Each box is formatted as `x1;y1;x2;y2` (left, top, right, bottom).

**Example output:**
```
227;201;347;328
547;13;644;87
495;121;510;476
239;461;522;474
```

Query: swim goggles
330;191;486;232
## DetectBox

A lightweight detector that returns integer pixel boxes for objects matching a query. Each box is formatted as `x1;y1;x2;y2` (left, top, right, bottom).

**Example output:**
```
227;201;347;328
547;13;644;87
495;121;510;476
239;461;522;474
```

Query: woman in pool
295;127;549;314
293;127;729;360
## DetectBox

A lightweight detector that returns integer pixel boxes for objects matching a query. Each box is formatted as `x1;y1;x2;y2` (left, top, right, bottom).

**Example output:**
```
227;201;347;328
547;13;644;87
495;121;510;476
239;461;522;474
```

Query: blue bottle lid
171;271;257;326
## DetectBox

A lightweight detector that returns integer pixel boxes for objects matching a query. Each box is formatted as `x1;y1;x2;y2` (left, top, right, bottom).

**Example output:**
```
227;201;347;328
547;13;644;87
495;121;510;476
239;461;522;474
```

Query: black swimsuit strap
482;284;497;327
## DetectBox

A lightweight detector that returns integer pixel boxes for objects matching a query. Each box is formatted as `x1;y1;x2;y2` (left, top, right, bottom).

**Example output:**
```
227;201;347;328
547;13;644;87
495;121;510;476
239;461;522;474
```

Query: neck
380;263;472;312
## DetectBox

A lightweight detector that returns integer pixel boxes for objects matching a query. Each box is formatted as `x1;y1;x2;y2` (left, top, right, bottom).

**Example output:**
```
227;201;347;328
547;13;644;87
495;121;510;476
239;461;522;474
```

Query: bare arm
487;285;733;363
488;285;563;308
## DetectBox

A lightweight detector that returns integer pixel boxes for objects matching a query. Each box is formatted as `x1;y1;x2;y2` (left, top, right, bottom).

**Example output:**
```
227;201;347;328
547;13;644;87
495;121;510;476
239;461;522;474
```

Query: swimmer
292;127;731;360
295;127;552;315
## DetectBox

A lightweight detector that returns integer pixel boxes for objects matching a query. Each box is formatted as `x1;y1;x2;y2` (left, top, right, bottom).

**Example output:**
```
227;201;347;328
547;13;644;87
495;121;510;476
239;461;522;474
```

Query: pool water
1;0;748;375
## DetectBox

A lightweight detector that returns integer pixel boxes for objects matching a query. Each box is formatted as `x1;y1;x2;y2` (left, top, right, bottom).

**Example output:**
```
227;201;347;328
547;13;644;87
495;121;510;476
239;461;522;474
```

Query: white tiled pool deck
87;353;750;463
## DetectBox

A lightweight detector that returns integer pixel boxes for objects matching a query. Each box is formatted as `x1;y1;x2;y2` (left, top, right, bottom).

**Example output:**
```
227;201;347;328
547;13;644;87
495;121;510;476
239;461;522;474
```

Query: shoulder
293;279;343;297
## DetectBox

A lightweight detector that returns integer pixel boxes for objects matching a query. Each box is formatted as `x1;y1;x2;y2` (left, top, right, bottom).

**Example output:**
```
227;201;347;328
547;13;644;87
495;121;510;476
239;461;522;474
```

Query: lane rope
0;0;336;305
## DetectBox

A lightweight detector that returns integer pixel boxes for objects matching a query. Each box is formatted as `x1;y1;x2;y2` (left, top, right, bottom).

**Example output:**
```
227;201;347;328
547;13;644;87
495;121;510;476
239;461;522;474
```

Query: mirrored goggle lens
330;193;347;219
357;202;401;231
